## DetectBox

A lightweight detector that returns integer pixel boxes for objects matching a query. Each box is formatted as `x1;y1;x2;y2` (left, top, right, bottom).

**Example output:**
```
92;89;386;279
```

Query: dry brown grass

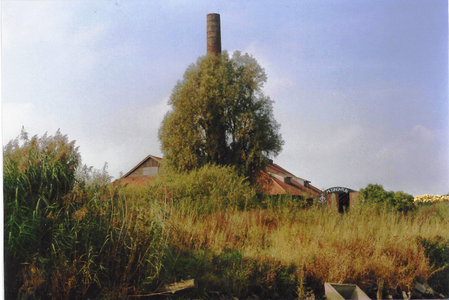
165;203;448;296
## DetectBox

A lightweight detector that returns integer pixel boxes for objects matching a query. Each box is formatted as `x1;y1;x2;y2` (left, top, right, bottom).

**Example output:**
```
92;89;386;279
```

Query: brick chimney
207;13;221;55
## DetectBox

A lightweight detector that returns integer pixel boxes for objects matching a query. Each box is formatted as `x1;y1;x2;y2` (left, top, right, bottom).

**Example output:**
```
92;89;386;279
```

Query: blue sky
2;0;448;196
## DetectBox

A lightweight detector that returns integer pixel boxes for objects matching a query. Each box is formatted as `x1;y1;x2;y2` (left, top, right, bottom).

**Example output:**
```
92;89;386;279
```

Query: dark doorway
325;187;356;213
338;193;350;213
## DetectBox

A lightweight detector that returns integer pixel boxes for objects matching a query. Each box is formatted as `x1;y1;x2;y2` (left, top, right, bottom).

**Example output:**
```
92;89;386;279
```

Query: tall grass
165;202;448;298
50;184;169;298
143;166;448;298
4;134;449;299
3;129;81;298
3;131;168;299
4;130;80;261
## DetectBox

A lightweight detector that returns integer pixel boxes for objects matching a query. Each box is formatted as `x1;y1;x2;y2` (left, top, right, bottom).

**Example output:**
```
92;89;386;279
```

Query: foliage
159;51;284;180
3;129;81;261
357;184;416;213
57;184;168;299
149;163;258;216
4;132;449;299
75;162;113;189
393;191;416;213
3;129;81;297
160;248;302;299
417;235;449;295
3;129;126;299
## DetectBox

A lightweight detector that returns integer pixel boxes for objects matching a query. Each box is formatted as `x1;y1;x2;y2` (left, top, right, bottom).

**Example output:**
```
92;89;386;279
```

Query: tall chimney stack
207;13;221;55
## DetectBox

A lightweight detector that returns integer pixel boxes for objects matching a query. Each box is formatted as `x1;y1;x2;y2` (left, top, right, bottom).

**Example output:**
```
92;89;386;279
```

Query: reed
4;134;448;299
163;201;448;298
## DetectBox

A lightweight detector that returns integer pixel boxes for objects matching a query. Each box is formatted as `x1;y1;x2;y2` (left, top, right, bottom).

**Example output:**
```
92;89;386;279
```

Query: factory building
119;153;321;198
118;14;362;207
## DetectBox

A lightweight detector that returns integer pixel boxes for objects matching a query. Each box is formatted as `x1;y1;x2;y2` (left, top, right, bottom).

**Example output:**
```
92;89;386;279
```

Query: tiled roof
120;154;321;197
264;172;322;197
305;183;322;196
265;163;307;182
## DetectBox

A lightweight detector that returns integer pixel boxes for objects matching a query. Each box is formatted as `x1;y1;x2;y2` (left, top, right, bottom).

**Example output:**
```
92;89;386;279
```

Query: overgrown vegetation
4;129;81;296
4;131;449;299
357;183;416;213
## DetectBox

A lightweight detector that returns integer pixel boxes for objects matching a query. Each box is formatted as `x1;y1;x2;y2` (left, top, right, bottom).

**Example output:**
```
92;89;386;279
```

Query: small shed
324;187;359;213
118;154;162;186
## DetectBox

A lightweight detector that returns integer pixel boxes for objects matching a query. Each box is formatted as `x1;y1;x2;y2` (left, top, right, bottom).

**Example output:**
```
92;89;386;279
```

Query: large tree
158;51;284;180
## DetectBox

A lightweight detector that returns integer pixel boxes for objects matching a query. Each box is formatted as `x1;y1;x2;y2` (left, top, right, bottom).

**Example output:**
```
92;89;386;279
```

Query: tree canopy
357;184;416;213
158;51;284;180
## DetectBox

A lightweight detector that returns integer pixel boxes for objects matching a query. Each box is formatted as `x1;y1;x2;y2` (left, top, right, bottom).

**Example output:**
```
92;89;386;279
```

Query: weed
4;132;449;298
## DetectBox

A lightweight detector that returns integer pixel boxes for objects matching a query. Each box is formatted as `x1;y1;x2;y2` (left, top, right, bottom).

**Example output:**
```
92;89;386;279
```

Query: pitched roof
265;163;307;182
119;154;321;196
264;172;322;197
122;154;162;178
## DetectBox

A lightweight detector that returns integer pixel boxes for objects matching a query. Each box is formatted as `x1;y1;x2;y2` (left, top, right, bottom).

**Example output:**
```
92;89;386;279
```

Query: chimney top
207;13;221;55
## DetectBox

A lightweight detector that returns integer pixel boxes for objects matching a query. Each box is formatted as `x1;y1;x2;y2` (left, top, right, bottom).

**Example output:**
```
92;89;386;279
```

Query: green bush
357;184;416;213
153;163;258;216
417;235;449;295
393;191;416;213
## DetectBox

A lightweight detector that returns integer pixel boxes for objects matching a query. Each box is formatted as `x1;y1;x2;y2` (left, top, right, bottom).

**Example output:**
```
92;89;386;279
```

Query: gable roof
265;163;308;182
122;154;162;178
262;170;322;197
119;154;321;196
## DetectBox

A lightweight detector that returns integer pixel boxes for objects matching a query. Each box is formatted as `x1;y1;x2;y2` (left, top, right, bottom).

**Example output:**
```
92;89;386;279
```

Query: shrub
357;184;415;213
393;191;416;213
153;163;258;216
417;235;449;295
59;184;168;299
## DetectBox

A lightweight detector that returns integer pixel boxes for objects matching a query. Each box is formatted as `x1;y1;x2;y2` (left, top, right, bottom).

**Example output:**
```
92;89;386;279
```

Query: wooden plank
159;279;196;294
128;279;196;298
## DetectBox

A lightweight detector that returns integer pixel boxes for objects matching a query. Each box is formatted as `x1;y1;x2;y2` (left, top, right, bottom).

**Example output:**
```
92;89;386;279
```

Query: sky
2;0;448;196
